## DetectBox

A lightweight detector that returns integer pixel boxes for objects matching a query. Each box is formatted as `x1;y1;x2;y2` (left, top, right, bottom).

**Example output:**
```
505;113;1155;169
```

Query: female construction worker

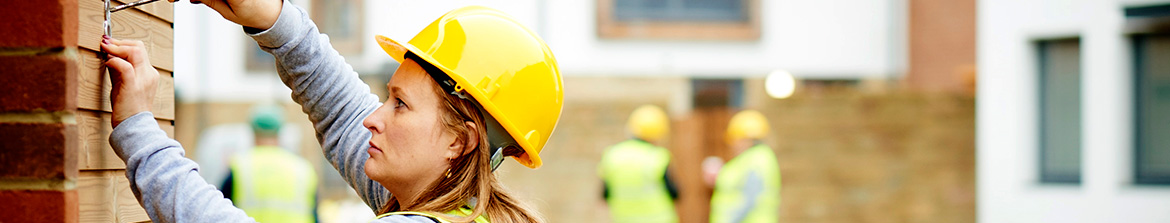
100;0;562;222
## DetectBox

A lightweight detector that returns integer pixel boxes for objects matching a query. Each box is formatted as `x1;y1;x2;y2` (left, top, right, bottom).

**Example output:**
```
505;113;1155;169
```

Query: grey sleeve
111;112;256;223
729;170;764;223
247;1;390;211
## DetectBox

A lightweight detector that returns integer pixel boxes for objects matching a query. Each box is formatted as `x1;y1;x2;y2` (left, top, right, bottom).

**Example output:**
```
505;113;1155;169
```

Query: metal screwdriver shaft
110;0;162;12
104;0;112;37
105;0;168;37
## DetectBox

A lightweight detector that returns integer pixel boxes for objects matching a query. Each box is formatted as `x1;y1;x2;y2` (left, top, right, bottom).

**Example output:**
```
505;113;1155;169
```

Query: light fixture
765;70;796;99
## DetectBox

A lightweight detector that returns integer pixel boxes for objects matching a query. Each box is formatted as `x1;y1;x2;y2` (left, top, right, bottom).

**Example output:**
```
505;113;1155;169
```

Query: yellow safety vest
710;144;781;223
374;206;489;223
230;146;318;223
598;139;678;223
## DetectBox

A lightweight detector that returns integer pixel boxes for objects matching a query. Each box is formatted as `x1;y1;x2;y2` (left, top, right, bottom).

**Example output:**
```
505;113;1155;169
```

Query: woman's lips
368;141;383;155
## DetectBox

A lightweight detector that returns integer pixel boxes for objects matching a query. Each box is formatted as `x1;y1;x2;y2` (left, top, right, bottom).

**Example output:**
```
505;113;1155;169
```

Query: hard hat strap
481;107;521;172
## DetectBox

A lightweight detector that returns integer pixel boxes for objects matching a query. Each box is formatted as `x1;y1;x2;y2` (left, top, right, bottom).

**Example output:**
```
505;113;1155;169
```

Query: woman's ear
460;121;480;156
447;121;480;159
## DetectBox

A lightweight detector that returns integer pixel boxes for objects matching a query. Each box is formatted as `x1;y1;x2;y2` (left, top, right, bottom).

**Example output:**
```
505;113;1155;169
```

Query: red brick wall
1;0;172;222
908;0;977;94
0;0;80;221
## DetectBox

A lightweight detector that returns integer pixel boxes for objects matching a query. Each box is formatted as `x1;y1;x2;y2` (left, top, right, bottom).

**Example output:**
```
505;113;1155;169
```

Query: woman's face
362;58;460;191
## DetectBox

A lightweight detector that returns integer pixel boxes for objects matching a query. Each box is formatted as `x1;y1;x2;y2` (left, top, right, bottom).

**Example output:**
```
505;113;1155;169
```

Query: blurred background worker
599;105;680;223
220;105;319;223
710;110;781;223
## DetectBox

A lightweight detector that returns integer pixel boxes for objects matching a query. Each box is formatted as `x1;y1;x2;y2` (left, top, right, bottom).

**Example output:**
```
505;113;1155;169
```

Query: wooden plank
80;0;174;72
78;110;176;170
113;173;151;222
78;170;151;223
77;49;175;120
78;170;116;223
113;0;174;23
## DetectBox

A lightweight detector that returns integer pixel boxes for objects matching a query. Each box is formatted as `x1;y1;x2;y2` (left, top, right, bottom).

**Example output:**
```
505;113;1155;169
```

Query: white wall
362;0;906;78
541;0;903;78
978;0;1170;222
174;2;293;102
174;0;904;102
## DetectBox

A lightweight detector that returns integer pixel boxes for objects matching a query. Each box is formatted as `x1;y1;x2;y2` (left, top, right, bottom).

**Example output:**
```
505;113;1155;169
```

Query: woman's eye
394;98;406;109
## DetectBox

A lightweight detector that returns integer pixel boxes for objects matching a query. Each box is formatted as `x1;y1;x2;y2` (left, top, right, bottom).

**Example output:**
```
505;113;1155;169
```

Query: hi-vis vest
230;146;318;223
598;139;678;223
709;144;781;223
375;206;489;223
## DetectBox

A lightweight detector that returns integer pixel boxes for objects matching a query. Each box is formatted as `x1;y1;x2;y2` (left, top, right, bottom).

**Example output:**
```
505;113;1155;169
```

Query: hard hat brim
375;35;543;169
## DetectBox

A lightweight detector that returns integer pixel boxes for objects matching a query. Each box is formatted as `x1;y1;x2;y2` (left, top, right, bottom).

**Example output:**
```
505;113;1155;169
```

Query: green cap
251;105;283;136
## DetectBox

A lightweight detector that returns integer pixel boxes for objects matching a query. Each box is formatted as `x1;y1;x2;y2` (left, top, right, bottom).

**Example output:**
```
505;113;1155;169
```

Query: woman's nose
362;105;386;133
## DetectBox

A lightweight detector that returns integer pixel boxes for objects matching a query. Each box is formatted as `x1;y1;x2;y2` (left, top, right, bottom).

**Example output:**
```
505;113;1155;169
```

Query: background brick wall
491;77;976;223
0;0;174;222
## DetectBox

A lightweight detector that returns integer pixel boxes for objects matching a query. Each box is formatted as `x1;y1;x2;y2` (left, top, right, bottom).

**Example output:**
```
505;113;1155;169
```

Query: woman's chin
363;160;381;179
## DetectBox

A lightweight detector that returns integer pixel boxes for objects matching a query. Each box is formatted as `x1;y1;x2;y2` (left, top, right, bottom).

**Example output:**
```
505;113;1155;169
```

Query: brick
0;55;77;112
0;0;78;48
0;190;78;223
0;123;78;179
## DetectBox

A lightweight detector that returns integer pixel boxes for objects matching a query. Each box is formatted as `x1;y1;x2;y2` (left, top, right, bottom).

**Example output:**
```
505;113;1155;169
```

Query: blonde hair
377;57;544;223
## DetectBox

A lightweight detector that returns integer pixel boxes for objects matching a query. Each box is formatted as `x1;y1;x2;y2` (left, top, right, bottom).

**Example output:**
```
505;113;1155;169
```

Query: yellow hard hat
627;105;670;142
726;110;770;145
375;6;563;169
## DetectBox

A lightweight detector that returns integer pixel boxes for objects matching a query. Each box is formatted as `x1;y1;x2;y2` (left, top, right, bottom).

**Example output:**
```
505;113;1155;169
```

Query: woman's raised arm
196;0;391;210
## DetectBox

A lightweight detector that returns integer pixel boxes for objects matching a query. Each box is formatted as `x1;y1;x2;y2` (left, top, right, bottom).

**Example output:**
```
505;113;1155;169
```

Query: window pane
683;0;741;10
615;0;667;10
615;0;746;22
1038;39;1082;184
692;79;744;108
1136;34;1170;184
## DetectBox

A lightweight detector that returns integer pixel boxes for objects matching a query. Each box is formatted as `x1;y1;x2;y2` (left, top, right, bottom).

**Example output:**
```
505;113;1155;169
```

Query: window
615;0;747;22
597;0;760;40
311;0;364;55
1134;33;1170;184
249;0;365;73
692;78;744;108
1037;38;1082;184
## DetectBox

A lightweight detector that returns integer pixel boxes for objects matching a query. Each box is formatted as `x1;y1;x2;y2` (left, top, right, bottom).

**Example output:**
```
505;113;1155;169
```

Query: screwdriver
105;0;172;37
110;0;163;12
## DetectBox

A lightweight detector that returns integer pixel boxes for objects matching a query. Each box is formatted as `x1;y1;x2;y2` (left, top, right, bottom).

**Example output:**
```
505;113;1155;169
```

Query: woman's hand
101;36;159;128
195;0;283;30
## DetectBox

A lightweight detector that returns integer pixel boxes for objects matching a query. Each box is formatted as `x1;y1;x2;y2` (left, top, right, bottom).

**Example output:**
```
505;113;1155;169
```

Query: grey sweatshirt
109;2;436;222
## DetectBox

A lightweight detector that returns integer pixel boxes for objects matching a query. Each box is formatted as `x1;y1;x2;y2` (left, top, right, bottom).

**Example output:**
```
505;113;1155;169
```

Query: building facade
979;0;1170;222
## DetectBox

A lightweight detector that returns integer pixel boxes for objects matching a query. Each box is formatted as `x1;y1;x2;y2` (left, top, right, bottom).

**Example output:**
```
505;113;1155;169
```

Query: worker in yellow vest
222;105;318;223
710;110;781;223
599;105;679;223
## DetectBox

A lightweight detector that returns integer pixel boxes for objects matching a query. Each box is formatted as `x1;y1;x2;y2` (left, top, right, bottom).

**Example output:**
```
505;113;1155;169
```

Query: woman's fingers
104;56;133;83
190;0;280;30
101;37;150;66
99;37;138;58
100;37;130;58
198;0;238;21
